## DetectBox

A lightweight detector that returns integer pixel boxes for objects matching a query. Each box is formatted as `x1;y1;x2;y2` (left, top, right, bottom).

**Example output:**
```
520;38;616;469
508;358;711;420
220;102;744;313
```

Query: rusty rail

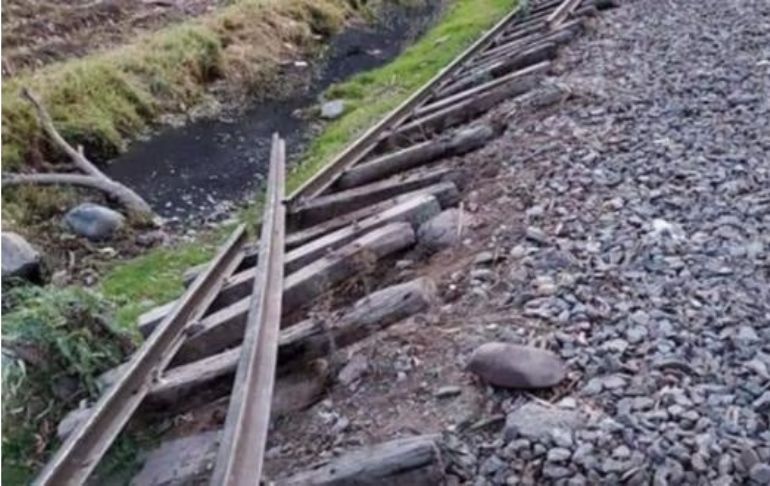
209;134;287;485
33;225;248;486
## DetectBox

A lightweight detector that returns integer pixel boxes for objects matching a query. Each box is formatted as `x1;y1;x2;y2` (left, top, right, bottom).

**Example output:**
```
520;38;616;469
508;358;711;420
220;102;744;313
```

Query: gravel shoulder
263;0;770;484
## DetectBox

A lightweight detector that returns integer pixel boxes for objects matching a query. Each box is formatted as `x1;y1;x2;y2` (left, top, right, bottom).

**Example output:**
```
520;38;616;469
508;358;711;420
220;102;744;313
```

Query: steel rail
33;224;248;486
209;134;287;486
285;1;530;206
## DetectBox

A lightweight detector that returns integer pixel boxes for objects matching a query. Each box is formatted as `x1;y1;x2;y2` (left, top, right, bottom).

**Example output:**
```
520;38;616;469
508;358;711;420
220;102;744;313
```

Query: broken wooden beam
173;276;437;366
285;194;440;274
154;274;432;405
470;17;584;73
278;435;444;485
283;222;415;310
133;275;436;405
140;222;417;337
131;433;442;486
63;277;436;442
437;41;558;99
289;167;462;228
336;124;495;190
286;181;460;249
382;74;539;146
416;63;550;120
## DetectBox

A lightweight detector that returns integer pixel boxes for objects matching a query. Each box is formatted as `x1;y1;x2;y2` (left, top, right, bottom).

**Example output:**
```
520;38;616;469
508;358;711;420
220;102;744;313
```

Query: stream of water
104;2;442;222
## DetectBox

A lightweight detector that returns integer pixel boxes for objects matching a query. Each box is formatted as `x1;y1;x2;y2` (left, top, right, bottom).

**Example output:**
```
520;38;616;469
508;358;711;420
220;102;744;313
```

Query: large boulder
64;203;125;241
467;342;567;389
2;232;42;282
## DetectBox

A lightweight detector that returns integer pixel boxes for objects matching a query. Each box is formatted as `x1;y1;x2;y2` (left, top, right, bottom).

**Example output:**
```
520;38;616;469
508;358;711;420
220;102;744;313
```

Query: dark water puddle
104;2;442;221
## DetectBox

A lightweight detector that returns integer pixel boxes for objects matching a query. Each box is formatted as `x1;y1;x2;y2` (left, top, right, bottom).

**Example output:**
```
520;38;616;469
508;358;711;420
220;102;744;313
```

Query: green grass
1;0;350;172
100;239;219;330
2;286;132;484
287;0;518;193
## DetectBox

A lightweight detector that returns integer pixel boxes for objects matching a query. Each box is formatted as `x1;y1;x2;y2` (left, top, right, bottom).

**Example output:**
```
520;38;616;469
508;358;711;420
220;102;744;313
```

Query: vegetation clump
2;286;133;483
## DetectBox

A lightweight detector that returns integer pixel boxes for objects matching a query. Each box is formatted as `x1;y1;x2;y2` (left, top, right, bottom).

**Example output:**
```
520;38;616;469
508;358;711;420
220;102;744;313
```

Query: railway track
40;0;618;484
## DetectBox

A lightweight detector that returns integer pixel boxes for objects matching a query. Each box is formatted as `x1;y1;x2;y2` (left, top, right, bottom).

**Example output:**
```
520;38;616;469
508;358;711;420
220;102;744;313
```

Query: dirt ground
1;0;222;72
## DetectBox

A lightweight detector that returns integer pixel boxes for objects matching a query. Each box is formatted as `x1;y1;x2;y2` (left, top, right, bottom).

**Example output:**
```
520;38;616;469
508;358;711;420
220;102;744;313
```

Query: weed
2;286;132;483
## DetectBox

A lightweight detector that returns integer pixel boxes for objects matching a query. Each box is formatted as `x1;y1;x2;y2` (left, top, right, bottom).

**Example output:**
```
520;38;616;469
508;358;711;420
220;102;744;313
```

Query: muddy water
104;2;442;221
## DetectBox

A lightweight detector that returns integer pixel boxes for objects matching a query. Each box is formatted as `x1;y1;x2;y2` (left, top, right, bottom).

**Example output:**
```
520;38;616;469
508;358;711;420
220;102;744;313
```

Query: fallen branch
2;89;154;218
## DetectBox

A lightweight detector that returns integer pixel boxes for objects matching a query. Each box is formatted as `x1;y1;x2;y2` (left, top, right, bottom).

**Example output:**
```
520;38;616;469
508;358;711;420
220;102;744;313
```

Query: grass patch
1;0;351;172
2;286;132;484
99;235;224;330
287;0;518;193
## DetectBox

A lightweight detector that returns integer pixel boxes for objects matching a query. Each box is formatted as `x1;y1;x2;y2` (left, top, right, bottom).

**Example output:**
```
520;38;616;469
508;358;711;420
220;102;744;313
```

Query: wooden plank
279;435;443;485
171;274;436;367
131;433;441;486
336;124;495;190
547;0;582;29
289;167;462;228
285;181;460;249
285;194;440;274
283;222;416;310
135;277;435;407
471;17;584;71
382;74;540;146
416;62;551;120
436;41;557;100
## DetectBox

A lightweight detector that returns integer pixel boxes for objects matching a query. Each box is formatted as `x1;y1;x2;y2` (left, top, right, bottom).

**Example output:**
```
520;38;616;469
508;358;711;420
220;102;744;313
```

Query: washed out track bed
39;0;620;484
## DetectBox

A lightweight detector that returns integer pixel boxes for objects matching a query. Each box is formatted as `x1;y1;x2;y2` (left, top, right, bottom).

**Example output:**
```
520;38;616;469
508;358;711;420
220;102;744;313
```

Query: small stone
504;402;582;442
417;209;465;252
542;464;571;479
750;464;770;484
525;226;548;244
1;232;41;281
602;374;627;390
338;354;368;385
625;326;648;344
551;428;574;448
435;386;462;398
752;391;770;412
320;99;345;119
467;342;567;389
613;445;631;459
602;338;629;353
547;447;572;463
474;251;496;265
736;326;760;343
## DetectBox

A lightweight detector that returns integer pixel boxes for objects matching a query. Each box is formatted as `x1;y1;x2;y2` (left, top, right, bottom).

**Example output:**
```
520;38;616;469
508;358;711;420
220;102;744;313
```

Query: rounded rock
467;342;567;389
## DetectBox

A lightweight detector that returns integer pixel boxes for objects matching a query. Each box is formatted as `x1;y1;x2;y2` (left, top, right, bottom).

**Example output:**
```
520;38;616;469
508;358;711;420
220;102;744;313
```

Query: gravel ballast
446;0;770;484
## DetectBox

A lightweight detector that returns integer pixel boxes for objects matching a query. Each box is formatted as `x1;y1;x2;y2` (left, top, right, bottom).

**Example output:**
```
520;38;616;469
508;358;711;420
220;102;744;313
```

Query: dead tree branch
2;89;154;218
